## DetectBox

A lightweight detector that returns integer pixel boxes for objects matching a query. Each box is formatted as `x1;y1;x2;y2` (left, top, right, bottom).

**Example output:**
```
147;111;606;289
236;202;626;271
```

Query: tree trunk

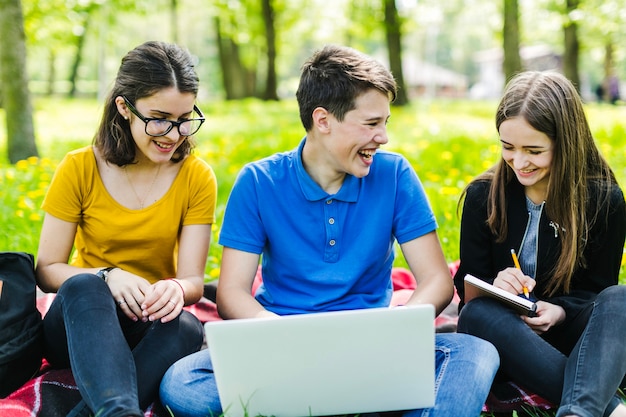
503;0;522;84
563;0;581;91
603;42;614;79
384;0;408;106
0;0;39;163
215;16;251;100
170;0;178;44
261;0;279;101
47;49;56;96
214;16;231;99
68;16;90;97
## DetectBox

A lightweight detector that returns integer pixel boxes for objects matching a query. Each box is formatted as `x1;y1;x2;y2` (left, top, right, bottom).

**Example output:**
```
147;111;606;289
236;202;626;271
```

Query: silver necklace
124;164;161;209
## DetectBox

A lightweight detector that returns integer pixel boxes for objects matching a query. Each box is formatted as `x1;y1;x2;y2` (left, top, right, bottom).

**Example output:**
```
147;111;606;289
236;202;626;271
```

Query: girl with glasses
35;41;216;417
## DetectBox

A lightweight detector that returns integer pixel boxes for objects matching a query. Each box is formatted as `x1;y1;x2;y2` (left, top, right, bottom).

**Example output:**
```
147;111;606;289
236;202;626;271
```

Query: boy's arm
216;247;278;319
400;231;454;316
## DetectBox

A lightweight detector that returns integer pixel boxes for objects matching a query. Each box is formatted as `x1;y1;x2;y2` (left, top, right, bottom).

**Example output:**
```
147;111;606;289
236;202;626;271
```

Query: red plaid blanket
0;265;553;416
0;296;221;417
0;362;162;417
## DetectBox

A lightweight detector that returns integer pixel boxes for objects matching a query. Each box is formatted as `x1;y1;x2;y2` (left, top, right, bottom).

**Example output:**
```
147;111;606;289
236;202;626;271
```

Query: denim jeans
457;285;626;417
159;332;499;417
43;273;204;417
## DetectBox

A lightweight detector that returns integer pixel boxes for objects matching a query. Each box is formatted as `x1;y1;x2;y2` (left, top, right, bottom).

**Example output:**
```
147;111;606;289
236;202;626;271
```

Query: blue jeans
457;285;626;417
43;273;204;417
160;332;499;417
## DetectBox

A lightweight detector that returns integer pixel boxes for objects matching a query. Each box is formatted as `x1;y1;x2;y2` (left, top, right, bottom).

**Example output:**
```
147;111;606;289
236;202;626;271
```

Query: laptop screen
205;305;435;417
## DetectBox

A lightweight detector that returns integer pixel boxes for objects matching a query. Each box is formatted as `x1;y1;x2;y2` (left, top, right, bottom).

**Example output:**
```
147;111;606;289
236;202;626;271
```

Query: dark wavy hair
296;45;397;131
93;41;200;166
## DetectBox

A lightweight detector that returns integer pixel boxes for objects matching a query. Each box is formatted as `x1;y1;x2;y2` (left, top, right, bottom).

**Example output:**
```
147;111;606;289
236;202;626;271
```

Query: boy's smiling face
321;89;391;180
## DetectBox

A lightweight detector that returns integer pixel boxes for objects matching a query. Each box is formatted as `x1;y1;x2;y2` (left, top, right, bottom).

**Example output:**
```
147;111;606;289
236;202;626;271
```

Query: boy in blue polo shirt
160;44;499;417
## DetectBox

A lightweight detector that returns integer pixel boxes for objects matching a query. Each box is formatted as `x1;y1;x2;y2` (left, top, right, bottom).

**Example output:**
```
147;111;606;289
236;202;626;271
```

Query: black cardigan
453;179;626;323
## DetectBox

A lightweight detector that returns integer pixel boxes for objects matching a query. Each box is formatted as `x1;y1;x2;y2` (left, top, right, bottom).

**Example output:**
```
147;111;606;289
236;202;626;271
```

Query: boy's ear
312;107;330;133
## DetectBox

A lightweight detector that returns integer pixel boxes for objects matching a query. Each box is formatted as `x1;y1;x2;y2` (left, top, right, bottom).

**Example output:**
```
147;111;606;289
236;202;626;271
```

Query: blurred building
470;44;562;99
402;57;468;98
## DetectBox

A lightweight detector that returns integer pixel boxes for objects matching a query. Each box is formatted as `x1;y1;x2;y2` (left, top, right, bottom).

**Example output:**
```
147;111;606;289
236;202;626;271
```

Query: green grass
3;96;626;417
1;96;625;286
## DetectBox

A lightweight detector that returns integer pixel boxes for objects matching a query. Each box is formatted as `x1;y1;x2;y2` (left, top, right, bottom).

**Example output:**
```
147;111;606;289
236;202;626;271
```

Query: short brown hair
296;45;397;131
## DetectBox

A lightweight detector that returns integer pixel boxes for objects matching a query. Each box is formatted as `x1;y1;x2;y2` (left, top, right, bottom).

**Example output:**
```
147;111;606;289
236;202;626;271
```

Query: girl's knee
596;285;626;314
457;298;496;332
599;284;626;301
177;311;205;349
58;273;106;296
456;333;498;361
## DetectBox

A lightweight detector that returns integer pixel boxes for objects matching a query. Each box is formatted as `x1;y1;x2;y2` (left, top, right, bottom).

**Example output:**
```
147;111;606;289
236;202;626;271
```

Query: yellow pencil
510;249;529;298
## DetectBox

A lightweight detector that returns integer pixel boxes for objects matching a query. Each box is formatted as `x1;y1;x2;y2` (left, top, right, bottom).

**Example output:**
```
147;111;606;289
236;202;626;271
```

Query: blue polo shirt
218;138;437;315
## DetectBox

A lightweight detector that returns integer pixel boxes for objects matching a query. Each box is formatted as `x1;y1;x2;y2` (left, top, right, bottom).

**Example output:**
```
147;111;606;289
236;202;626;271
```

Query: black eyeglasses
123;96;205;137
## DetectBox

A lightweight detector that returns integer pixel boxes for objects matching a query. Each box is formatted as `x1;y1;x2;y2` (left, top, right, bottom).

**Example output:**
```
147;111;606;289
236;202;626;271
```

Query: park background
1;0;625;284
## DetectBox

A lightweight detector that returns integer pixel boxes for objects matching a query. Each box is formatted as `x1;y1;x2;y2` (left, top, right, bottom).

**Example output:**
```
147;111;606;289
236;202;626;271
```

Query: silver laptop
204;304;435;417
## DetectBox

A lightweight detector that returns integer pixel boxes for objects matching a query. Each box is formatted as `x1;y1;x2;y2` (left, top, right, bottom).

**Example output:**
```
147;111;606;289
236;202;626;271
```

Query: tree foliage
576;0;626;91
2;0;625;135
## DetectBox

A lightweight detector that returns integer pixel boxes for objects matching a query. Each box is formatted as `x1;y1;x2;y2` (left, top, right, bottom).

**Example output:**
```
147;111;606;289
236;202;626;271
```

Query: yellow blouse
42;146;217;283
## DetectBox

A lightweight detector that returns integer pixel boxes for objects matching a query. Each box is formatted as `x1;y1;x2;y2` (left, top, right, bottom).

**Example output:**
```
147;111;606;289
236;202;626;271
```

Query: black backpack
0;252;43;398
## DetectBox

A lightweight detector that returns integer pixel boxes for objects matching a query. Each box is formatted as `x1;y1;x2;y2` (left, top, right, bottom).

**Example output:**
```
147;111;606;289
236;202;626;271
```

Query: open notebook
204;304;435;417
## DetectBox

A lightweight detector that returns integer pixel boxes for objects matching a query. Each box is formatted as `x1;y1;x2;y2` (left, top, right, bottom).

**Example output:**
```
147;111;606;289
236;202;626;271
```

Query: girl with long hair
455;71;626;417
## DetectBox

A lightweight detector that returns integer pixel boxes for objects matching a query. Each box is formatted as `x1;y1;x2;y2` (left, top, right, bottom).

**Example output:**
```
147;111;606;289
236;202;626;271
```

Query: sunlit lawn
1;96;626;417
1;96;625;286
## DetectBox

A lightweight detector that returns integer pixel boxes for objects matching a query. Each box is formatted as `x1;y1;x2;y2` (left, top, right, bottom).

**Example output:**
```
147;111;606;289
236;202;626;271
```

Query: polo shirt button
326;199;333;204
329;239;336;246
328;218;335;224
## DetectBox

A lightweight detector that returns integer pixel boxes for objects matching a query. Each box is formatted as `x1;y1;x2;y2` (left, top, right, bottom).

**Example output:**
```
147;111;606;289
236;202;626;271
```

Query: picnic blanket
0;362;165;417
0;265;553;416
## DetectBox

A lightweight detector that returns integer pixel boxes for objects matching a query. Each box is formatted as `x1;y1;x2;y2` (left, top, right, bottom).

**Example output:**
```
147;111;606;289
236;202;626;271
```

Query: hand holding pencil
510;249;530;298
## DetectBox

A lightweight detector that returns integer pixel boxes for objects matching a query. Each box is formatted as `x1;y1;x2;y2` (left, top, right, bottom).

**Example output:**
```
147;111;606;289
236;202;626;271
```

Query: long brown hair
464;71;617;295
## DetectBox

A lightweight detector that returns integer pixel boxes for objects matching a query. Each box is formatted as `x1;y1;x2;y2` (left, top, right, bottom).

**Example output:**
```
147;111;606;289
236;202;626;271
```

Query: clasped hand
106;269;184;323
